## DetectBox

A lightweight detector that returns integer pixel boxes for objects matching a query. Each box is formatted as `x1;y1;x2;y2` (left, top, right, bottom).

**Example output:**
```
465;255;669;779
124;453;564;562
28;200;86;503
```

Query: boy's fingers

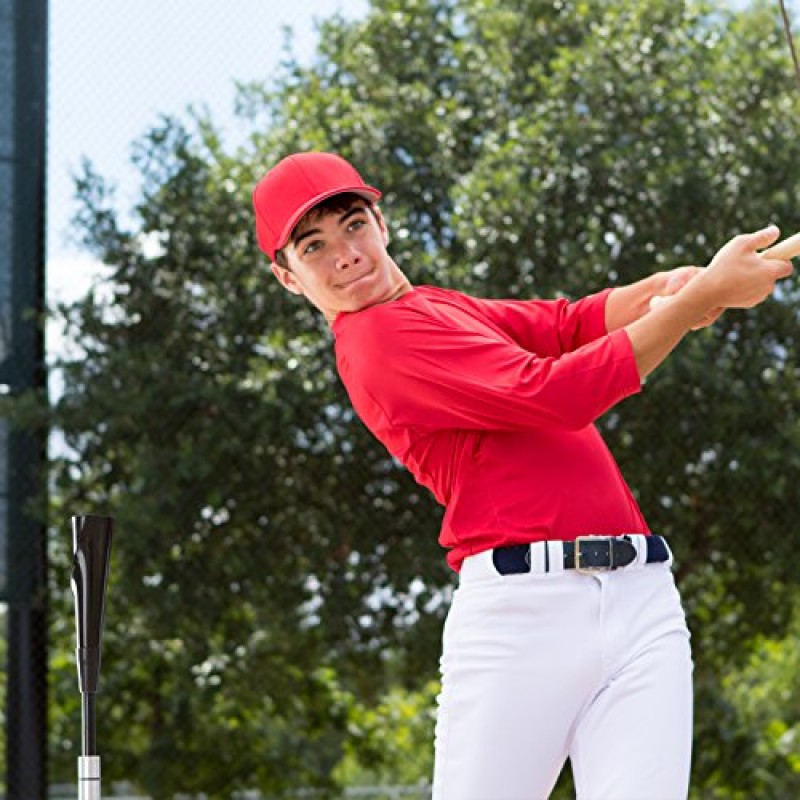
741;224;781;251
764;258;794;280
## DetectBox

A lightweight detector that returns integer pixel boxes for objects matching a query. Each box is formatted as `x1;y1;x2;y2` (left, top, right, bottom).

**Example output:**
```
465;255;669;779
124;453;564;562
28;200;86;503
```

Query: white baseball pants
433;547;693;799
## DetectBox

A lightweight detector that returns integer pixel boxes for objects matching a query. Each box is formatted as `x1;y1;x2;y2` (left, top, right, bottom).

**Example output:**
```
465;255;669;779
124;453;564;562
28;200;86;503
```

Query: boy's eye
348;219;366;231
304;240;322;255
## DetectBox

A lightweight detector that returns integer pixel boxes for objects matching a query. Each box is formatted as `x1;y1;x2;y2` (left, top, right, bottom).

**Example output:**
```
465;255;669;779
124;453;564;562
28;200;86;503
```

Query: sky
42;0;797;320
46;0;369;312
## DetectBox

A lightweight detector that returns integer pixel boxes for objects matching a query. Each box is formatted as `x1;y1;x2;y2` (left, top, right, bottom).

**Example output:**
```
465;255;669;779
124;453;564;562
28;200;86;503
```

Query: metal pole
4;0;49;794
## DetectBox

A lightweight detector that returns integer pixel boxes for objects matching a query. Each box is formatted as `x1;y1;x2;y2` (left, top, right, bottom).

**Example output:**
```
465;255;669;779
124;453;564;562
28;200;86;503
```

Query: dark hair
273;192;378;268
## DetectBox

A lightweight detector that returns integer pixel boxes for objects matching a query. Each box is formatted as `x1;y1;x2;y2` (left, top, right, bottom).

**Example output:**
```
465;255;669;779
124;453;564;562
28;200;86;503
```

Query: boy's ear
271;263;304;296
374;205;390;247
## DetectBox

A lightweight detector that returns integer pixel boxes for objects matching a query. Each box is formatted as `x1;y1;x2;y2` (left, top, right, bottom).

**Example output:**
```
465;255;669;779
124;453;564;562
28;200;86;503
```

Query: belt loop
629;534;647;567
546;540;564;573
639;535;652;566
529;541;547;573
627;534;654;567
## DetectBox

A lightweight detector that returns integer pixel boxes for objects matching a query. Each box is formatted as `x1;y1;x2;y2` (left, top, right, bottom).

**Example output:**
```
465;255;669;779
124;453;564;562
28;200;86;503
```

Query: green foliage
334;681;437;786
710;603;800;797
14;0;800;794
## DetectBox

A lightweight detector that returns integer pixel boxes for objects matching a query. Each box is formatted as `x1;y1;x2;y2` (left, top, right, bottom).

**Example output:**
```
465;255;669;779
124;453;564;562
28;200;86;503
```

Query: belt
491;535;670;576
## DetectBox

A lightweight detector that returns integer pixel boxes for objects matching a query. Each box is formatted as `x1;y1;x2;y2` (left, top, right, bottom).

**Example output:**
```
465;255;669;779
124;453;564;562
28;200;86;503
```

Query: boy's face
271;199;408;323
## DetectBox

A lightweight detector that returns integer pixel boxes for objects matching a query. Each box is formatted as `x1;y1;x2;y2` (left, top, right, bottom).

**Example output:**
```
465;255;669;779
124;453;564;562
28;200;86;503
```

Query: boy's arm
604;268;715;332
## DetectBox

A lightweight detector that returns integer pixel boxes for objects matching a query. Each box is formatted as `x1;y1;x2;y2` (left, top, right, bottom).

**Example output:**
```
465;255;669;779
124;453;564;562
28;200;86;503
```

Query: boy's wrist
672;273;718;319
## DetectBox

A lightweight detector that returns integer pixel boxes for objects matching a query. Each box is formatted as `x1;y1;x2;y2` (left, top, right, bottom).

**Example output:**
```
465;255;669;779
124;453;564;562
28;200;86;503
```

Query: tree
722;602;800;796
333;681;438;787
9;0;800;794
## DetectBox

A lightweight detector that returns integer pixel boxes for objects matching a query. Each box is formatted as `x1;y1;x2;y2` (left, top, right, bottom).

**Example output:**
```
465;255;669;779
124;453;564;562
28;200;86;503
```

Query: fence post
2;0;49;796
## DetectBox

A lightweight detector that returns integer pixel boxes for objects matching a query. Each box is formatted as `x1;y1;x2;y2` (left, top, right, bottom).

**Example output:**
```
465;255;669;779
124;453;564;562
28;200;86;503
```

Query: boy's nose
334;243;361;270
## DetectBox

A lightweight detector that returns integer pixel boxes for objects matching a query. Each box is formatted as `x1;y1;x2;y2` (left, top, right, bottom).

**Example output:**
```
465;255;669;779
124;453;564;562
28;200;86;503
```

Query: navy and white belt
472;534;671;578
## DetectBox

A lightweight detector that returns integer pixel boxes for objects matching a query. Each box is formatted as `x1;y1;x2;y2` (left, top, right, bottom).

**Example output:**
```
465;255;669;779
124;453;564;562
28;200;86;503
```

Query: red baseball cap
252;152;382;262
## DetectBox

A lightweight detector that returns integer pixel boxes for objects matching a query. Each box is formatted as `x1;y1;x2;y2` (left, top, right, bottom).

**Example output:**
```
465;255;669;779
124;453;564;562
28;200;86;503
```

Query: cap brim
274;185;382;258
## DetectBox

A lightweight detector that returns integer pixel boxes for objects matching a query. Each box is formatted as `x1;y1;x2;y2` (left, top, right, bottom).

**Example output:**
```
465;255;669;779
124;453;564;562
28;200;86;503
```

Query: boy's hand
650;266;722;329
700;225;793;309
649;226;794;327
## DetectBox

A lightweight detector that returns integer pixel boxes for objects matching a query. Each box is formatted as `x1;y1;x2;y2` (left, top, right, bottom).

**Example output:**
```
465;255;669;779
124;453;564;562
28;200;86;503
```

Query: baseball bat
71;514;114;800
760;231;800;260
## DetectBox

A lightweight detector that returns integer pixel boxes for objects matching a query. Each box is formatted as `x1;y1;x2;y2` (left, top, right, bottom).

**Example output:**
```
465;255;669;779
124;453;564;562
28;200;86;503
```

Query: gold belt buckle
574;536;613;574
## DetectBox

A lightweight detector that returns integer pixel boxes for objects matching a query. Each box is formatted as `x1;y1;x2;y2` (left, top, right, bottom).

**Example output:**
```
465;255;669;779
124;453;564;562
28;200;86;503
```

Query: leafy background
4;0;800;796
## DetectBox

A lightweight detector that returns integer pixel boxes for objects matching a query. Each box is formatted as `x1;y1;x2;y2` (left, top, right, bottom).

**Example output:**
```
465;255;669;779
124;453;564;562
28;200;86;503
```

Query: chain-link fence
47;783;432;799
3;0;800;797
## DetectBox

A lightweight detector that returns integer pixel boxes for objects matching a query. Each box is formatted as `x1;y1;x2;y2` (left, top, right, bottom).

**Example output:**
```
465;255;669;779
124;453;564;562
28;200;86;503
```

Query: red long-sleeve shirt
333;285;649;571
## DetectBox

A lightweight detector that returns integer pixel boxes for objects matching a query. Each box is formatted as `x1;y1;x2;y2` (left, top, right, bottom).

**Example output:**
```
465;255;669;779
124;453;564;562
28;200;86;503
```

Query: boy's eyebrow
292;205;368;249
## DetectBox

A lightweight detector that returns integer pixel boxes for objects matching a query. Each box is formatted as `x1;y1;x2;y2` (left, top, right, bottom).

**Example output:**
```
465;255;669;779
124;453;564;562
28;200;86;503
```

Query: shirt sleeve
451;288;612;355
337;300;641;433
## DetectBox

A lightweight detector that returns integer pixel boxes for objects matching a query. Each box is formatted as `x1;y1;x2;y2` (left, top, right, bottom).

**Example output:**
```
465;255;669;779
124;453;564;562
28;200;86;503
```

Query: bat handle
761;231;800;260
